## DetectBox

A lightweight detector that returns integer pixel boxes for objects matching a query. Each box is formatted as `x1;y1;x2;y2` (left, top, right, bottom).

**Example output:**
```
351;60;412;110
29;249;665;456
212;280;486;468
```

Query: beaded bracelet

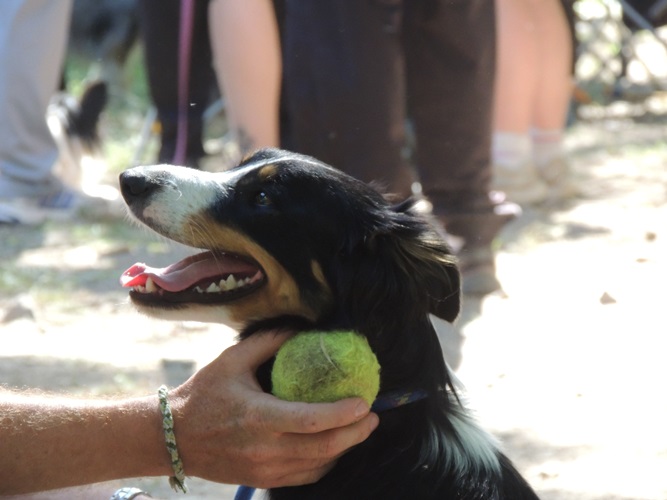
158;385;187;493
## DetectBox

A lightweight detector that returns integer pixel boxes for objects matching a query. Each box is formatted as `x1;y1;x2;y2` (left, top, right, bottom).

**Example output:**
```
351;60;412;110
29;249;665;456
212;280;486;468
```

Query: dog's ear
386;217;461;323
337;201;460;325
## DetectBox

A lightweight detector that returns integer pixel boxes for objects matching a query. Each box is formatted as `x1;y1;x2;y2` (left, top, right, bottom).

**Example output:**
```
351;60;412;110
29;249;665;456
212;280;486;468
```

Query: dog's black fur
119;149;539;499
47;81;108;191
50;81;108;149
68;0;139;73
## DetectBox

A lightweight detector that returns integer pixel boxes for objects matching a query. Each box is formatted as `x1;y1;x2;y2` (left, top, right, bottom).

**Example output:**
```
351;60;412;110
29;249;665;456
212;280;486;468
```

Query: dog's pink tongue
120;252;255;292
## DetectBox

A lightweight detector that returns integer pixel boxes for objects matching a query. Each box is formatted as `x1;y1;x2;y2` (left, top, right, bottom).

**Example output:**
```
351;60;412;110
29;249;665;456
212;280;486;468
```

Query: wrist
157;386;187;492
166;379;197;465
102;395;174;479
0;393;173;493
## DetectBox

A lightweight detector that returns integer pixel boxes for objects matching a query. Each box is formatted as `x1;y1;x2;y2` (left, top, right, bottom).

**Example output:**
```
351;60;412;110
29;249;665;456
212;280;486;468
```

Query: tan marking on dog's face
310;260;331;296
183;213;319;323
258;164;279;182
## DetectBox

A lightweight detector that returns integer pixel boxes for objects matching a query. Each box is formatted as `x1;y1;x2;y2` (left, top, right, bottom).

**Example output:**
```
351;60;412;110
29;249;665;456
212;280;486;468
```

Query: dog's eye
254;191;272;207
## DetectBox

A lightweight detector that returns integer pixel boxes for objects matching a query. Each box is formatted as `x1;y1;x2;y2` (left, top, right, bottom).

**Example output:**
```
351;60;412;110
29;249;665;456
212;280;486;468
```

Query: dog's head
119;149;460;331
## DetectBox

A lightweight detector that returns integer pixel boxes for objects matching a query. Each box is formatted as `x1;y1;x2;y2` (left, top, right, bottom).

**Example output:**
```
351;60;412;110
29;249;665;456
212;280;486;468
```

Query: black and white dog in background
51;0;138;198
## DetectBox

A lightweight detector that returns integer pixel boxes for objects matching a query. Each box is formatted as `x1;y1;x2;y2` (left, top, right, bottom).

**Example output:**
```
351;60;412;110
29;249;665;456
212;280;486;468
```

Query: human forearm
0;393;170;495
0;333;378;495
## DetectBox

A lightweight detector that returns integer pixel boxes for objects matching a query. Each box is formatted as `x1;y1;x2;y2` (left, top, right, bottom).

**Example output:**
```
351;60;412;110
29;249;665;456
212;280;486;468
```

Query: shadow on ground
0;356;161;395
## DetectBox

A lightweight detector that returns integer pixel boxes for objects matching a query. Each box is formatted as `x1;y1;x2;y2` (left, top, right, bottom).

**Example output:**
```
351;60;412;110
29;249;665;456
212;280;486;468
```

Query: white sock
492;132;532;170
531;128;564;168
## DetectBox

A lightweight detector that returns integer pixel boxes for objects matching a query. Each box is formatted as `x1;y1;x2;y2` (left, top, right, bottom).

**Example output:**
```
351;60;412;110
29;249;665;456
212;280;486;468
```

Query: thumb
226;331;294;373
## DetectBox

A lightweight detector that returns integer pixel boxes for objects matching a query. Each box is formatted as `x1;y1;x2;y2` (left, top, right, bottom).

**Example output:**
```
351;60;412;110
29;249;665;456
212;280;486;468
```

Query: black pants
138;0;214;167
283;0;496;214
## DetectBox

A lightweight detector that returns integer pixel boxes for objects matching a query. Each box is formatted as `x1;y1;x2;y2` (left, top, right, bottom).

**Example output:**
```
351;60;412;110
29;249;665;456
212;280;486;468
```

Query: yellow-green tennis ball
271;330;381;406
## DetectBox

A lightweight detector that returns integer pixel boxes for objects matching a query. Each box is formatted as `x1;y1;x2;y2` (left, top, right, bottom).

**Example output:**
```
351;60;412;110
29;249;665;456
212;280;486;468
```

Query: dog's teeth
225;275;237;289
135;285;146;293
145;277;157;293
190;275;253;295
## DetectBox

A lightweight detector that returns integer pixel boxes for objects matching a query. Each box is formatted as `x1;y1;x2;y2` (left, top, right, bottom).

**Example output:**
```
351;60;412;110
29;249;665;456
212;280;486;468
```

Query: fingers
261;395;373;434
242;456;336;490
264;459;337;489
245;413;379;488
287;411;379;460
222;330;293;373
253;411;378;465
280;464;336;488
175;331;381;489
220;334;373;434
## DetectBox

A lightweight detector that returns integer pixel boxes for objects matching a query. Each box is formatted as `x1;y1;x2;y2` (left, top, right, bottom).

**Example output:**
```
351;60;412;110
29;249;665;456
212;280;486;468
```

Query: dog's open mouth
120;251;265;305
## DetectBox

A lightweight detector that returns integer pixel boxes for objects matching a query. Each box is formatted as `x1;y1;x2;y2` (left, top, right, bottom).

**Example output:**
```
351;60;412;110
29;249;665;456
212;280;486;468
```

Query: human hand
169;332;379;488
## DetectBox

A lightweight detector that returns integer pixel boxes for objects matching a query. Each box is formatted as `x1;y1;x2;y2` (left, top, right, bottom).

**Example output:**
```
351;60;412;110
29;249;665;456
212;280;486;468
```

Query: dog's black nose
119;168;158;204
120;170;146;195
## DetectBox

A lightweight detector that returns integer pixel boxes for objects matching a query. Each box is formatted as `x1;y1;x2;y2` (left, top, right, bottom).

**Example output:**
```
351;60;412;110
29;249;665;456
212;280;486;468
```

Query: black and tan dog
119;149;538;499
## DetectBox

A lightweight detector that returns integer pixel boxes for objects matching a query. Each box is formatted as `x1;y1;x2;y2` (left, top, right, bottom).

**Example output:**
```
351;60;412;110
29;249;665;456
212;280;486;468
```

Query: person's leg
530;0;574;187
0;0;72;199
138;0;179;164
138;0;212;168
406;0;496;208
492;0;574;203
494;0;539;135
492;0;549;205
283;0;416;199
405;0;519;295
209;0;281;154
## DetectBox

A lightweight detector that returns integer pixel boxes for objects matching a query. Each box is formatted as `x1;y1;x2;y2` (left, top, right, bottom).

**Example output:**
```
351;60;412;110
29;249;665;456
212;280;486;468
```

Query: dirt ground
1;117;666;499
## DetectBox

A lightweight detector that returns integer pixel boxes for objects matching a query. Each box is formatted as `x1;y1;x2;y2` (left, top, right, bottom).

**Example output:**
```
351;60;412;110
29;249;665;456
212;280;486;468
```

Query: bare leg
530;0;574;186
493;0;539;135
532;0;573;131
208;0;281;153
492;0;573;204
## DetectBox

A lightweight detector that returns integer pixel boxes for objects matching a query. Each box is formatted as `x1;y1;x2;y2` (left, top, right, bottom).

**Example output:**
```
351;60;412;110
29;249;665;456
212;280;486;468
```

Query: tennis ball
271;330;381;406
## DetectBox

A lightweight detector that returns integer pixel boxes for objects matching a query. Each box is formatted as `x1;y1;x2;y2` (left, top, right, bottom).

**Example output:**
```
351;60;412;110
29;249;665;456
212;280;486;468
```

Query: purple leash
173;0;195;166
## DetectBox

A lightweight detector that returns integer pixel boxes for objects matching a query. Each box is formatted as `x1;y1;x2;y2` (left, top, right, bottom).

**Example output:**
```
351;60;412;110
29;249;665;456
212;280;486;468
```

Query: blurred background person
282;0;519;295
492;0;577;205
139;0;281;169
138;0;215;169
0;0;75;224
